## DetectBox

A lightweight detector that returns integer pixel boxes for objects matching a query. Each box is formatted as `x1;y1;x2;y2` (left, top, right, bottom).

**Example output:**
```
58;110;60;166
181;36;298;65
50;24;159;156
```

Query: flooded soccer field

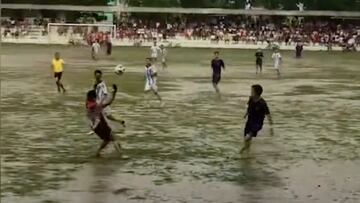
1;44;360;203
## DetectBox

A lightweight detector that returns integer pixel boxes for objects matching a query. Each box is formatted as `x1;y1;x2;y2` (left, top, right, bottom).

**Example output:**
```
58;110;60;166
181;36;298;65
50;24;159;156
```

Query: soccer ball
114;64;126;75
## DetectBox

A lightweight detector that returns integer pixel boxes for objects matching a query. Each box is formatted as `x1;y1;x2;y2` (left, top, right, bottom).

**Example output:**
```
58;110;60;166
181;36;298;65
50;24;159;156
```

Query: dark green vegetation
4;0;360;10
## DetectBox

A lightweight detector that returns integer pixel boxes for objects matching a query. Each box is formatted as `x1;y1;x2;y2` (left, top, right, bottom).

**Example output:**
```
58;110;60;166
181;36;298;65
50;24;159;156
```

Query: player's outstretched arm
102;84;117;108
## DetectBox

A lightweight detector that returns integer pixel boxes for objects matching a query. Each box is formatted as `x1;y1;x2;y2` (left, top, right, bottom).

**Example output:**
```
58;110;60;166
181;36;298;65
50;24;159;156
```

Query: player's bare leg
276;69;281;79
58;80;66;93
96;140;110;157
56;78;66;93
153;90;164;106
240;135;252;154
110;134;122;154
213;82;220;94
162;62;167;70
106;114;126;127
56;80;61;92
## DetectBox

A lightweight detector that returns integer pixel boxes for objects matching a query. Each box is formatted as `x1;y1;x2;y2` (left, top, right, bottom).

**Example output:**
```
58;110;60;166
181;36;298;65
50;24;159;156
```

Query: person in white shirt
150;41;160;62
93;70;125;125
272;49;282;79
144;58;162;105
92;41;101;60
159;44;168;69
245;0;252;10
296;2;305;11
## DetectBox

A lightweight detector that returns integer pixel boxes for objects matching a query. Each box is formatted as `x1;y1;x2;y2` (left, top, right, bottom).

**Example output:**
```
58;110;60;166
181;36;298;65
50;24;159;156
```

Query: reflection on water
1;45;359;203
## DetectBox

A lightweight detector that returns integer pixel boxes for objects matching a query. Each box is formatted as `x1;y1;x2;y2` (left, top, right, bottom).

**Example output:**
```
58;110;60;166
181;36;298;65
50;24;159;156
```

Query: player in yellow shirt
51;52;66;93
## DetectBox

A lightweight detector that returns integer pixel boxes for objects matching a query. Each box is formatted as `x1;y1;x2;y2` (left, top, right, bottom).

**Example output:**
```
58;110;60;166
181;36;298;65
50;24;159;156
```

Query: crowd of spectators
2;16;360;49
1;18;48;38
114;16;360;47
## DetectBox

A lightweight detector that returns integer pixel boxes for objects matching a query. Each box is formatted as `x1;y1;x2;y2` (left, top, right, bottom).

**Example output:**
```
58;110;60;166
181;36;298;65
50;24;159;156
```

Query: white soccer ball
114;64;126;75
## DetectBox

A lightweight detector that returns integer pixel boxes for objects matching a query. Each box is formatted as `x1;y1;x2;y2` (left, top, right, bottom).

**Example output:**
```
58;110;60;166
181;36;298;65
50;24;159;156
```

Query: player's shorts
244;122;263;137
54;72;63;80
212;74;221;84
256;60;263;66
94;117;113;141
151;54;158;59
144;82;158;92
274;65;280;70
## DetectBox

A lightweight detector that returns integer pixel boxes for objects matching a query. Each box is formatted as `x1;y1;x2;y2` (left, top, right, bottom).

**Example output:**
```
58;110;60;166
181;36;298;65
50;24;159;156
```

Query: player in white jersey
159;44;168;69
93;70;125;125
92;41;101;60
150;41;160;62
272;49;282;78
144;58;162;105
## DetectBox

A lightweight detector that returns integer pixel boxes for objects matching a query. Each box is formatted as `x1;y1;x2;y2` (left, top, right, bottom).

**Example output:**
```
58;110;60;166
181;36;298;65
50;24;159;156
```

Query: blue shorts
244;122;263;137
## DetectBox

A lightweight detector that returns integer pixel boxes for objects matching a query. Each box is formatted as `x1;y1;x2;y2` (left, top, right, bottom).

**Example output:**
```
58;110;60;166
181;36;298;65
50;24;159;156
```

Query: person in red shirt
86;84;122;157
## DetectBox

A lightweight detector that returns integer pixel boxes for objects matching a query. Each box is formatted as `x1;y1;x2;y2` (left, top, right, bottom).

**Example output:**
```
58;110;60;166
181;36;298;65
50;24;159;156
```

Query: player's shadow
224;156;284;202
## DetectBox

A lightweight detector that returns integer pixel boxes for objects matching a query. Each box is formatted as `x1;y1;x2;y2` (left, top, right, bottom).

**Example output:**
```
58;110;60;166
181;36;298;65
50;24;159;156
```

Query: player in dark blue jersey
211;51;225;93
240;84;273;154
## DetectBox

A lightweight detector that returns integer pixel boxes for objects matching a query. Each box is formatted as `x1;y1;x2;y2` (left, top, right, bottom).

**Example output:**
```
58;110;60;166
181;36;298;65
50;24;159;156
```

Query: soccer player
91;40;101;60
211;51;225;93
271;49;282;78
51;52;66;93
159;44;168;69
105;33;112;56
240;84;273;154
150;41;160;63
86;84;122;157
94;70;125;125
144;58;162;105
295;42;303;58
255;49;264;74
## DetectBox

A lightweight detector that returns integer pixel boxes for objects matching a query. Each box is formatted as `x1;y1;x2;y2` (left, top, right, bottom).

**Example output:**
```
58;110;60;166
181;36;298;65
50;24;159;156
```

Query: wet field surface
1;44;360;203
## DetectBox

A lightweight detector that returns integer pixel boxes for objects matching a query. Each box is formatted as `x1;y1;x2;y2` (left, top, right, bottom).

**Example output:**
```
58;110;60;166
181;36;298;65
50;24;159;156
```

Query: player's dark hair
252;84;263;96
146;57;152;60
94;70;102;75
214;51;219;54
87;90;96;100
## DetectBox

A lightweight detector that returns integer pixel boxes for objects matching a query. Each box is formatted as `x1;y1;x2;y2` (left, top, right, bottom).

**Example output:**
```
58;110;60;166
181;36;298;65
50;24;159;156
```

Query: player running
86;84;122;157
92;40;101;60
94;70;125;125
144;58;162;105
159;44;168;69
240;84;273;154
272;49;282;78
211;51;225;93
255;49;264;74
51;52;66;93
150;41;160;63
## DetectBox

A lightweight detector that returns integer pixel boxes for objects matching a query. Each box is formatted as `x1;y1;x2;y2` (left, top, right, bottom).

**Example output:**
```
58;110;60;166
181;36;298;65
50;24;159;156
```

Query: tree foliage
3;0;360;10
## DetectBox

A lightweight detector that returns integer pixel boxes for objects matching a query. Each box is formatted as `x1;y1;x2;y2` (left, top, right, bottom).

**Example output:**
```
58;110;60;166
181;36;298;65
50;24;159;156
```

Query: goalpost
47;23;116;44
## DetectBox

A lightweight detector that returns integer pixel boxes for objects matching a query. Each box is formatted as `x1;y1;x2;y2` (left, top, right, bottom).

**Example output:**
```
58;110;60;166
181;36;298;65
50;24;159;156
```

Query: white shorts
145;82;158;92
151;54;158;59
274;65;281;70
